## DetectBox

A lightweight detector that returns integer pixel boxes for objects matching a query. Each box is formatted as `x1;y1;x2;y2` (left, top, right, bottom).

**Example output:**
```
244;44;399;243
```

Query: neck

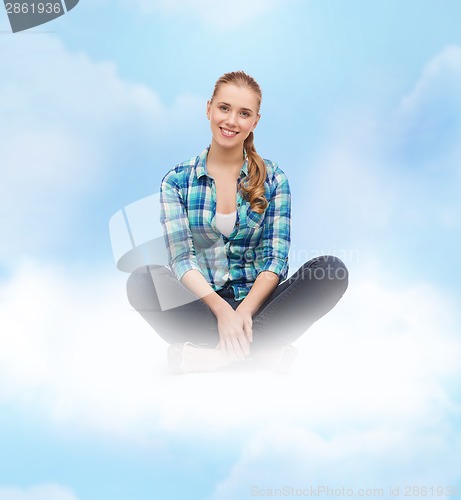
207;140;245;174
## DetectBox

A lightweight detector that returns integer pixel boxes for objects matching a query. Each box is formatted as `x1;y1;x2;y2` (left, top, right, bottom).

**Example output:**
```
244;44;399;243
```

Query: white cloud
395;47;461;227
394;45;461;175
0;35;159;183
0;260;168;432
0;484;79;500
292;45;461;268
400;45;461;120
206;425;461;499
0;259;460;440
0;34;204;262
1;259;460;494
204;271;461;496
123;0;289;29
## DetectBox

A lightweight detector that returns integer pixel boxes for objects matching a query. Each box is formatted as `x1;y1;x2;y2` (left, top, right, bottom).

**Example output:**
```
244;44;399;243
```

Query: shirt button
244;249;255;262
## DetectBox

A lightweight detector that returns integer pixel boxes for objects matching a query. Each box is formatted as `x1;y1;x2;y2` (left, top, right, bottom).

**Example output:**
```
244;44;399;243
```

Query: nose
225;112;237;127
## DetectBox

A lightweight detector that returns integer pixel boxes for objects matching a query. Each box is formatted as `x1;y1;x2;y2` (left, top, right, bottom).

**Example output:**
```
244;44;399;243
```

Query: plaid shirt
160;147;291;301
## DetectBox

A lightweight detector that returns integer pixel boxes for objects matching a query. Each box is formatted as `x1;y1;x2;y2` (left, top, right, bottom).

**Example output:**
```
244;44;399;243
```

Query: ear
206;100;211;120
252;113;261;131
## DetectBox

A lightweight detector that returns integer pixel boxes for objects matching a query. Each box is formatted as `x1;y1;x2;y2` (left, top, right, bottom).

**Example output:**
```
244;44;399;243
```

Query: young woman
126;71;348;374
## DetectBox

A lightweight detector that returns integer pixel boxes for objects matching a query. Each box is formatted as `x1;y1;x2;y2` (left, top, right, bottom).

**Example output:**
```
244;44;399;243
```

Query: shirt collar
195;148;209;179
196;146;249;179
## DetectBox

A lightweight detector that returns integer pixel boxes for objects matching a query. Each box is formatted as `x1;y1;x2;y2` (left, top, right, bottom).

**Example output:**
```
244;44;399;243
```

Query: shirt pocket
246;208;265;229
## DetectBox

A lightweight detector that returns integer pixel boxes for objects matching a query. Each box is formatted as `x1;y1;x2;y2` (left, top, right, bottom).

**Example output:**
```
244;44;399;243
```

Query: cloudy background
1;1;460;499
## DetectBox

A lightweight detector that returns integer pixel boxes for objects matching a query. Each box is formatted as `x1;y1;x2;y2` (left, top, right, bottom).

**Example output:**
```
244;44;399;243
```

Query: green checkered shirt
160;147;291;301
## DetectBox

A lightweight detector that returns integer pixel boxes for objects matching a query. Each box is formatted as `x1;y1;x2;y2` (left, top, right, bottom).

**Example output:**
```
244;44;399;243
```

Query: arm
254;166;291;281
160;171;203;281
235;271;280;342
236;166;292;340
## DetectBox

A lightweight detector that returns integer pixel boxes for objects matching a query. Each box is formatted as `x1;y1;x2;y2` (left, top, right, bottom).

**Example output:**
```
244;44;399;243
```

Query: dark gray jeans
126;255;348;352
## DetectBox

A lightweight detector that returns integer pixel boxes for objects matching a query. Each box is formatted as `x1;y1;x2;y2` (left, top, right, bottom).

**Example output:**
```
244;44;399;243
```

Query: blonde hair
210;71;268;213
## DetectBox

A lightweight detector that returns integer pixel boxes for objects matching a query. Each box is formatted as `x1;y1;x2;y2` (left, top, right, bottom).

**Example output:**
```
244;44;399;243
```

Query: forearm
237;271;280;316
180;269;229;316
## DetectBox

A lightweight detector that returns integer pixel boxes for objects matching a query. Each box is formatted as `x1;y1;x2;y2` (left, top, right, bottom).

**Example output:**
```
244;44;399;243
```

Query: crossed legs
126;256;348;372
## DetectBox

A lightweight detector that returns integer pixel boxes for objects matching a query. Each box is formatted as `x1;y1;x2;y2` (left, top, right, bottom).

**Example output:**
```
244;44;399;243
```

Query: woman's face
206;83;260;151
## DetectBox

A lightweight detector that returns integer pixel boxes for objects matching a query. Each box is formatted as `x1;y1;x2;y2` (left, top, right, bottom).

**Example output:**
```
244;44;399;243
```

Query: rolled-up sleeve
159;171;202;281
255;168;291;280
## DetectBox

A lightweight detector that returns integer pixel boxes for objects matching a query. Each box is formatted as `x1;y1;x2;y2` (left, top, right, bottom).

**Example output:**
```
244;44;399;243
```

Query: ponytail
240;132;268;214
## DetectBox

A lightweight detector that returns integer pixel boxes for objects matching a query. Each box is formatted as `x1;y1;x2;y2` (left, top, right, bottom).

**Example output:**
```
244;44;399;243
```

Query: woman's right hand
179;271;251;361
215;303;251;361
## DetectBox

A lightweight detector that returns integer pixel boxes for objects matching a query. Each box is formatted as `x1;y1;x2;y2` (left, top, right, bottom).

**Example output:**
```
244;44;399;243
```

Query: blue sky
1;1;461;499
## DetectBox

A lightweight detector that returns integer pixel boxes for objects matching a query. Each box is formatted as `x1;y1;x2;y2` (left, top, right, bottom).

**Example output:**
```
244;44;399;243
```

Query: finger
241;322;252;350
218;334;236;360
219;338;229;359
232;337;248;361
240;334;251;357
241;342;250;358
237;328;250;356
232;344;245;361
244;322;253;343
224;341;240;362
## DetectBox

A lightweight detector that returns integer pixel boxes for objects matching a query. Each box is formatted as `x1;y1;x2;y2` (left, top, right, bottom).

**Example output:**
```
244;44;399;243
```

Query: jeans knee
324;256;348;295
300;255;348;288
324;255;348;281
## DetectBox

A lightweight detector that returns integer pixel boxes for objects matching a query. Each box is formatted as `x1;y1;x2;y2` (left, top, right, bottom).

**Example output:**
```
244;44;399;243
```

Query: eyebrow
218;101;254;113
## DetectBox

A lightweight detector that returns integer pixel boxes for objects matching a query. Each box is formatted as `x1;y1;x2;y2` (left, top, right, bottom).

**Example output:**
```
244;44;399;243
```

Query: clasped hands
215;302;254;362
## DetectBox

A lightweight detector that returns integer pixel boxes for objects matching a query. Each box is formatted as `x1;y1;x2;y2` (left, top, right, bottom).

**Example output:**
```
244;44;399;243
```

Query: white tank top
215;211;236;237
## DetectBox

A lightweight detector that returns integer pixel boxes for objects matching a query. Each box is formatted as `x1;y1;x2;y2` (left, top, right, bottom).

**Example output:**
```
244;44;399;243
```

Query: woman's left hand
235;306;253;344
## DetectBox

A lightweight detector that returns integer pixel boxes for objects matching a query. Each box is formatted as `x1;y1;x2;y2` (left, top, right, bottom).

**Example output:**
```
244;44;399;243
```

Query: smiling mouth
220;127;239;137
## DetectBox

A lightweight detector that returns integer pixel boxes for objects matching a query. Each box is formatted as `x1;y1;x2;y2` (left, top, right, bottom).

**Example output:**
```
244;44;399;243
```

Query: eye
219;105;229;112
240;111;250;117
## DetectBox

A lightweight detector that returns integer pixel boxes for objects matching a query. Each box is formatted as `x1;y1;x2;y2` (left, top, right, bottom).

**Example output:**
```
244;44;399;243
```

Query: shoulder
262;158;290;186
161;153;202;188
